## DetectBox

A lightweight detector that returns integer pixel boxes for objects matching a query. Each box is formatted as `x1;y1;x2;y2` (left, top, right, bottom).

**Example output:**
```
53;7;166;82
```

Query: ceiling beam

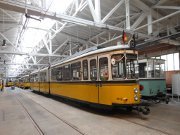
0;0;133;34
135;10;180;31
0;50;66;57
0;63;48;66
137;32;180;47
86;0;98;22
0;8;19;23
0;32;18;50
125;0;130;30
88;13;145;43
101;0;124;23
95;0;101;22
152;6;180;10
132;0;178;34
131;13;146;30
53;39;69;54
26;0;88;61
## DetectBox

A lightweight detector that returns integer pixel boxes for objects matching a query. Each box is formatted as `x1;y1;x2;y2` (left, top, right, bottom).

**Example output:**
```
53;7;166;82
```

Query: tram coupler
133;102;150;115
137;106;150;115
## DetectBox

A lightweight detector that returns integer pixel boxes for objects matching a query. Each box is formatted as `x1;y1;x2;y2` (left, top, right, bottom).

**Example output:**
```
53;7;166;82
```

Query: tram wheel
126;107;133;112
165;97;169;104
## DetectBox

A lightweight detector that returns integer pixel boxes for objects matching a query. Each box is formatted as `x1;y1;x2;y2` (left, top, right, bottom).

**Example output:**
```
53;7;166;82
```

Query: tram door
98;56;113;105
89;56;117;105
89;57;99;103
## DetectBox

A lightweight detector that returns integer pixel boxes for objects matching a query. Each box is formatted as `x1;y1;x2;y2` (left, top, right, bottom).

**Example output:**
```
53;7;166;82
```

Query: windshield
139;59;165;78
154;59;165;78
111;54;138;80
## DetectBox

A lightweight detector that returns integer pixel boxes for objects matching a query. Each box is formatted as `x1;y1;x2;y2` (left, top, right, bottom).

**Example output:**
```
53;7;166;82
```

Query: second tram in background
6;78;14;87
0;79;3;91
138;58;169;103
16;75;30;89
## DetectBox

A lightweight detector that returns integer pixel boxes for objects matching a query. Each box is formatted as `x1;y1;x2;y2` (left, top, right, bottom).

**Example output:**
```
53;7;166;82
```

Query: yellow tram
6;79;14;87
30;71;40;91
20;75;30;89
0;79;3;90
15;78;21;88
30;44;150;114
49;46;140;106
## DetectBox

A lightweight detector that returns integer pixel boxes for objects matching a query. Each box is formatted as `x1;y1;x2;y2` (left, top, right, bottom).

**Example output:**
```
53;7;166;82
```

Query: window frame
82;60;88;80
99;56;109;81
71;61;81;80
89;57;98;81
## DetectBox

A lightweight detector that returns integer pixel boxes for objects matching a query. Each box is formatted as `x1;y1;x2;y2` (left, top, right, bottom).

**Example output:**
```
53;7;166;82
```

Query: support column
69;40;72;56
147;10;153;35
75;0;79;12
95;0;101;22
125;0;130;30
49;33;52;54
179;50;180;70
41;0;46;9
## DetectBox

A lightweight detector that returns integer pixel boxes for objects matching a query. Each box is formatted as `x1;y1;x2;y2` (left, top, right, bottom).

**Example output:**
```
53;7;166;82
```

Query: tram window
35;74;39;82
21;79;23;83
40;72;46;82
99;57;109;81
24;77;29;83
126;60;135;78
32;74;38;82
139;63;146;78
30;75;33;82
62;64;71;80
51;67;63;81
147;60;154;78
126;54;138;79
56;67;62;81
71;62;81;80
111;54;126;79
90;59;97;80
83;60;88;80
30;77;32;82
51;68;58;81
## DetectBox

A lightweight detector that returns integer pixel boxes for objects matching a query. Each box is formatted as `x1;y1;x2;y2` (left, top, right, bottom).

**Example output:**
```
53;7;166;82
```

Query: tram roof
30;45;136;74
51;45;135;68
20;74;29;78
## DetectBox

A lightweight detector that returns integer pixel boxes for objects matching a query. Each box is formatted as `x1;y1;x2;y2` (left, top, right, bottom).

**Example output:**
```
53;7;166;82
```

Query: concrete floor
0;87;180;135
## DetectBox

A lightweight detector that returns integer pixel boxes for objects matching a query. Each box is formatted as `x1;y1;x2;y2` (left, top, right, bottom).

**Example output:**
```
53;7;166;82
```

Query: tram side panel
140;79;166;97
30;73;40;92
39;69;50;94
40;82;50;94
50;63;99;103
23;82;30;89
6;81;14;87
30;82;39;91
22;76;30;89
50;82;99;103
99;82;140;105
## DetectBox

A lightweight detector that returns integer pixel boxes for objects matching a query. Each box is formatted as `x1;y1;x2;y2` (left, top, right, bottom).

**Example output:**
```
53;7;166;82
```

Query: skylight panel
11;0;74;76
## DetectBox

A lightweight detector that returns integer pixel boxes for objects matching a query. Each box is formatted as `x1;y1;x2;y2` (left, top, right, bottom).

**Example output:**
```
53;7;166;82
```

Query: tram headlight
134;88;138;94
134;95;138;101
